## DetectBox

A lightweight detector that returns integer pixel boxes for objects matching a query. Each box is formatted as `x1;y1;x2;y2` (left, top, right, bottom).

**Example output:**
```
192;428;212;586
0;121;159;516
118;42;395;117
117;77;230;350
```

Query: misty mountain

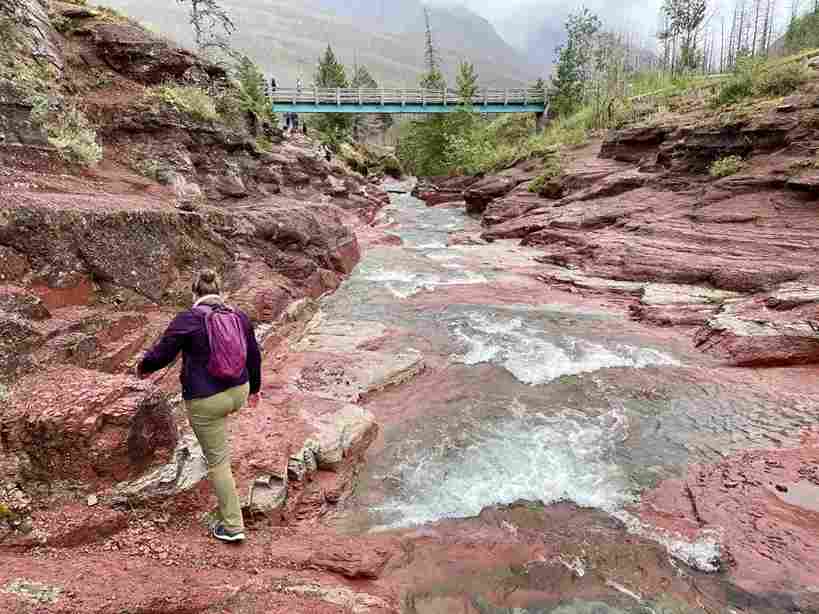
99;0;541;88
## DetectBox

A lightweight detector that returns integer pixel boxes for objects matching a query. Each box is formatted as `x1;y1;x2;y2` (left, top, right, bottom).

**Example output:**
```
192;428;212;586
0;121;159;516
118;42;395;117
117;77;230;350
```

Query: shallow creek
318;188;817;612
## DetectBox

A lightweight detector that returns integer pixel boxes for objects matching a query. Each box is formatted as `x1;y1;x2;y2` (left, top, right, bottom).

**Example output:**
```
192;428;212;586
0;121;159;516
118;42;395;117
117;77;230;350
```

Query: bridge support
535;111;549;133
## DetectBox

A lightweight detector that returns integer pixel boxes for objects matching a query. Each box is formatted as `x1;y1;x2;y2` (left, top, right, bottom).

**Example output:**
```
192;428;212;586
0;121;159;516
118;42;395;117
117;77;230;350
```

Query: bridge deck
271;88;548;114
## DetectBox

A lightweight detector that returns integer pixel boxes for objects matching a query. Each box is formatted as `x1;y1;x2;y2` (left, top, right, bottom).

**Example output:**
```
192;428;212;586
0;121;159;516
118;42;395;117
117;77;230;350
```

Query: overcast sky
431;0;794;50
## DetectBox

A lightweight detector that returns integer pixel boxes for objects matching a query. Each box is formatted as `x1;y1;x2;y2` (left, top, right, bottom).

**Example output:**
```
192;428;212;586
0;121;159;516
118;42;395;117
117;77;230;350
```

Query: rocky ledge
415;80;819;368
0;0;401;583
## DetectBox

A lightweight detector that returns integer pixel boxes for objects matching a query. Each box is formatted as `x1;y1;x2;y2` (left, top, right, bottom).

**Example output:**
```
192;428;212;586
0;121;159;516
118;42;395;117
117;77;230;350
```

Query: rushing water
318;190;819;592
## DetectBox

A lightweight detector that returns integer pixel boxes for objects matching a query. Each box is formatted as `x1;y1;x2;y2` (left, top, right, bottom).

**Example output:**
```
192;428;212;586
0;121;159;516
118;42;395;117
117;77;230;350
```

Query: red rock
695;288;819;366
3;368;178;486
463;176;522;215
636;443;819;602
1;506;128;551
600;125;675;163
307;539;394;579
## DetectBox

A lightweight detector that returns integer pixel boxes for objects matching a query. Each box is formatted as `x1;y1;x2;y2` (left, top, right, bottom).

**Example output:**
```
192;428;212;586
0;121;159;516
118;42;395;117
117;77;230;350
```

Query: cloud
429;0;794;54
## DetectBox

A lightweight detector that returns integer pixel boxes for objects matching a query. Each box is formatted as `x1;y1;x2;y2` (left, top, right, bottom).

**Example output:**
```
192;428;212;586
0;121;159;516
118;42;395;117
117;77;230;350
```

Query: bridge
271;87;548;114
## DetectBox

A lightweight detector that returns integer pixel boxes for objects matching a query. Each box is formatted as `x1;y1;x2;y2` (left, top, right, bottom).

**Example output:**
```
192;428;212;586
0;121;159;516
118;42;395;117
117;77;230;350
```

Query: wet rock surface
415;93;819;370
636;438;819;612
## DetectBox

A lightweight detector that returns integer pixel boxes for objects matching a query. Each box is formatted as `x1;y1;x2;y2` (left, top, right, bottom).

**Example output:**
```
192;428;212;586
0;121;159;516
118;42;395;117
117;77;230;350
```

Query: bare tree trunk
737;0;747;56
752;0;761;54
721;16;726;71
767;0;777;53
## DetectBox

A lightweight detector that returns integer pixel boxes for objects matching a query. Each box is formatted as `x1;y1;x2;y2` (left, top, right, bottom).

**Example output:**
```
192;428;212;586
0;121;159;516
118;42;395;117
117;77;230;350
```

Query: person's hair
192;268;222;298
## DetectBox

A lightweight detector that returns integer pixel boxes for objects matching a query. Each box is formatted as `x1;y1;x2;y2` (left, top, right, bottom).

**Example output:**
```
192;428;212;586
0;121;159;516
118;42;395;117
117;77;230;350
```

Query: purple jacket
139;307;262;401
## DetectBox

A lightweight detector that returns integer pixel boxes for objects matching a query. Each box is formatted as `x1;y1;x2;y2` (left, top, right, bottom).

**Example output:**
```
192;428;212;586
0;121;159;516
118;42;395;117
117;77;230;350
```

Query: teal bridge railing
271;87;548;114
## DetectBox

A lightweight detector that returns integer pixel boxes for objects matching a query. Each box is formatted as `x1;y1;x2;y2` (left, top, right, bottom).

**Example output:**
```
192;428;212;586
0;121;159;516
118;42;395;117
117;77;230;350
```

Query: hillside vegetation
396;0;819;180
96;0;541;87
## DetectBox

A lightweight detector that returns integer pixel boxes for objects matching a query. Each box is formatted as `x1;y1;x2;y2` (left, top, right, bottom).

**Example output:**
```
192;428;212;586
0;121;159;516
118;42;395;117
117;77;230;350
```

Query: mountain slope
99;0;540;87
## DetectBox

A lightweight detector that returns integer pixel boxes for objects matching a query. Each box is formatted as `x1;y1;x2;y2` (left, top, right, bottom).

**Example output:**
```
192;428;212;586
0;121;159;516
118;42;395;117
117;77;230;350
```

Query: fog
430;0;793;52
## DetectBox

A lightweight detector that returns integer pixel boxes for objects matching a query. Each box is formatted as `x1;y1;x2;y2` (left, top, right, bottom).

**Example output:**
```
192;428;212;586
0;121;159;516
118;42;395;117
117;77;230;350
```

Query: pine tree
350;65;391;141
420;8;445;90
351;65;377;89
315;45;349;89
456;60;479;104
312;45;352;149
234;55;270;121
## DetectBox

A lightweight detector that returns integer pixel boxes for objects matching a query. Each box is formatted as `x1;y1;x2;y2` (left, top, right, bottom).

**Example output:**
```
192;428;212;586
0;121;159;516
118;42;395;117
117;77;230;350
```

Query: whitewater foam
613;510;723;573
373;403;634;530
363;269;487;298
452;311;679;384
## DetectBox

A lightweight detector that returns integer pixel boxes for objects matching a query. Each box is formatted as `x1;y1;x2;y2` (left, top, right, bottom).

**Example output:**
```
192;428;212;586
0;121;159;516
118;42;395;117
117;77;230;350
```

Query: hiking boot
212;521;245;543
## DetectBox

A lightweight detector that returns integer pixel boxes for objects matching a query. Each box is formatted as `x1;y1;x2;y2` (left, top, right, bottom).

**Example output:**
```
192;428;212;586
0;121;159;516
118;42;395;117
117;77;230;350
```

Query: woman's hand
247;393;261;409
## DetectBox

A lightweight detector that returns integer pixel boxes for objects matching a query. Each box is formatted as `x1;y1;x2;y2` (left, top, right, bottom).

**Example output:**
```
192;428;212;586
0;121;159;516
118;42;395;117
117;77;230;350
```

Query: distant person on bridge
138;269;262;544
270;76;277;93
296;77;303;94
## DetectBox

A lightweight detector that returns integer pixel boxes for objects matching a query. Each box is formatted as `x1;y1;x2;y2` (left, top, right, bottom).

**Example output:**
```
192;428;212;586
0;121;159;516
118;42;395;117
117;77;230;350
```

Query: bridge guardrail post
336;88;341;106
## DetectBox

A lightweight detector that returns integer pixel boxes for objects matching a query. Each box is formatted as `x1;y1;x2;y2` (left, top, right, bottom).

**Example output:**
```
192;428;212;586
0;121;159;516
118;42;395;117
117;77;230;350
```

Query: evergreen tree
350;65;392;141
421;8;446;90
456;60;479;104
234;55;271;122
315;45;349;89
312;45;352;149
351;65;377;89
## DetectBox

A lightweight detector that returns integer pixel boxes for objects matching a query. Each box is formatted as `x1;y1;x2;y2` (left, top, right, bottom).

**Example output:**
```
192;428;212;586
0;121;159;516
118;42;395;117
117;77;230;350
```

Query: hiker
270;76;277;94
296;77;303;94
137;269;262;543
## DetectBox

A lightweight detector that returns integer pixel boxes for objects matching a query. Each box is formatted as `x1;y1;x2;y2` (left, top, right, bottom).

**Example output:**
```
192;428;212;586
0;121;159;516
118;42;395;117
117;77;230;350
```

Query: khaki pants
185;383;249;532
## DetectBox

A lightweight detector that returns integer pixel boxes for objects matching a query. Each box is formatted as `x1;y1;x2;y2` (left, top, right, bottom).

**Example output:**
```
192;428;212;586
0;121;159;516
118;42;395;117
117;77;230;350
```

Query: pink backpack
196;305;248;380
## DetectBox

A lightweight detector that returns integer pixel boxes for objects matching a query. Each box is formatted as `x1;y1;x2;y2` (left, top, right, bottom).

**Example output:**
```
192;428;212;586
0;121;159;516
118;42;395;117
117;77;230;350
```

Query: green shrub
715;56;809;107
151;85;219;123
133;158;161;179
755;62;809;97
44;106;103;165
709;155;744;178
528;155;563;196
715;72;755;106
214;89;246;129
51;14;72;33
254;137;274;153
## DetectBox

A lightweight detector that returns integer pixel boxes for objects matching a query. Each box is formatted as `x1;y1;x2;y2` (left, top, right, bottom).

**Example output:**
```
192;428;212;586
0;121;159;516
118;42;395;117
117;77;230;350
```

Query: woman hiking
138;269;262;543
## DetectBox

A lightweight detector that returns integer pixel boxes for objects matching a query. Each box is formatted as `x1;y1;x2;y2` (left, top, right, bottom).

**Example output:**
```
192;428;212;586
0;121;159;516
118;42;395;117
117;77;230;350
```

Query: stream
318;187;818;611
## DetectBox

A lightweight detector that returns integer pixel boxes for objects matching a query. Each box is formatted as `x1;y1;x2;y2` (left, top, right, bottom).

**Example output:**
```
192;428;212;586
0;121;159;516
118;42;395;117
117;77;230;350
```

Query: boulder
463;177;520;215
600;125;675;163
92;23;226;86
0;82;49;147
113;432;207;503
695;285;819;366
310;404;378;472
0;286;50;321
0;312;43;382
2;368;178;487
